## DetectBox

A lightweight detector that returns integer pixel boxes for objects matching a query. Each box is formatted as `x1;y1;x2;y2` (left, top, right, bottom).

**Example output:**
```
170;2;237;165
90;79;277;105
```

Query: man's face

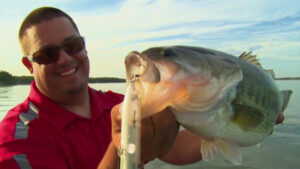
22;17;90;98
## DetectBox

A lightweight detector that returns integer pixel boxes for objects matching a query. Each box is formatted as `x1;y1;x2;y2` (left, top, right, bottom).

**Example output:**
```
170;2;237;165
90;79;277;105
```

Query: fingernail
118;103;123;115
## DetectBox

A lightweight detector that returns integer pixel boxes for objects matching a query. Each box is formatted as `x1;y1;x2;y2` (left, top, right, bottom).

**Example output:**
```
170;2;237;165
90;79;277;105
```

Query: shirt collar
28;81;106;129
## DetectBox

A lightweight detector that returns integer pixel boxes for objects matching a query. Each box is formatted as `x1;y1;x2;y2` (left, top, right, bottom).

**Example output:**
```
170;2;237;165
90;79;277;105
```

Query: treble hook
130;74;140;83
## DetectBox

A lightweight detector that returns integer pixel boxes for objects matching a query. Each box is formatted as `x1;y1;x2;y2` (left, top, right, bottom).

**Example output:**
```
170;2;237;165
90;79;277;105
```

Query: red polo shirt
0;82;124;169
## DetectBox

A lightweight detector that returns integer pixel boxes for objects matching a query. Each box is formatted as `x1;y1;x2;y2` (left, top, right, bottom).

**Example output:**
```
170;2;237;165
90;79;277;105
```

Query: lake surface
0;81;299;169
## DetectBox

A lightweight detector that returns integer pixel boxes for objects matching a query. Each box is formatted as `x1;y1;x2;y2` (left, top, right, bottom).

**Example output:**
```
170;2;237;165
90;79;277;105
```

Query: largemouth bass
124;46;292;165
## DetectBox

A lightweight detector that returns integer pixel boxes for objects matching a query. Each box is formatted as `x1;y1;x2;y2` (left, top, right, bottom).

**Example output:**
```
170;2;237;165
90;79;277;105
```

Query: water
0;81;299;169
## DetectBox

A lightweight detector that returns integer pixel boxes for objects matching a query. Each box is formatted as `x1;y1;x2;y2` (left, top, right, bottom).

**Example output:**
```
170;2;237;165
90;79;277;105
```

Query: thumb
111;103;123;149
118;102;124;118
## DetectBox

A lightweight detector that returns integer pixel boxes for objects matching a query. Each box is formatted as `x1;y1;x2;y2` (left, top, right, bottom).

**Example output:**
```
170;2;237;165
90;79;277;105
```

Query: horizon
0;0;299;78
1;69;300;79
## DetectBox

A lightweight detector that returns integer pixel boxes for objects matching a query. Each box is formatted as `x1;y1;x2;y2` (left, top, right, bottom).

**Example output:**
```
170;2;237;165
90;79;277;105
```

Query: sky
0;0;299;78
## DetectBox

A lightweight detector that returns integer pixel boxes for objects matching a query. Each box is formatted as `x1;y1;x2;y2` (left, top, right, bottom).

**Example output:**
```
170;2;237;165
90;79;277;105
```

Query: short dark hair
19;7;79;40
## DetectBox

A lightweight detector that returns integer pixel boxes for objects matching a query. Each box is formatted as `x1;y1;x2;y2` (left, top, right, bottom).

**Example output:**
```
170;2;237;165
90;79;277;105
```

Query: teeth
60;68;76;76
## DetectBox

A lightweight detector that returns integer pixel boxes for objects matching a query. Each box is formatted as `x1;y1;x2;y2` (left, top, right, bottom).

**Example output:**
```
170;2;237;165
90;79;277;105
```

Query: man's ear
22;57;33;74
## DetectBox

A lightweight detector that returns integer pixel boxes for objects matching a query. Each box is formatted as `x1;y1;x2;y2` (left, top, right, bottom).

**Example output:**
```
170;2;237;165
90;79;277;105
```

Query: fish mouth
125;51;160;83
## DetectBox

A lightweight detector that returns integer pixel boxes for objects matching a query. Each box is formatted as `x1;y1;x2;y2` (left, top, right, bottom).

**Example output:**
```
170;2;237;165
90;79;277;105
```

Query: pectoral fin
201;139;219;161
232;104;264;132
200;138;242;165
216;139;242;165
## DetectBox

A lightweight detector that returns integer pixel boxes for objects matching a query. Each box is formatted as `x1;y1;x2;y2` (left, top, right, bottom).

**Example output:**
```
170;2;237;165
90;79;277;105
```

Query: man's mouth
59;67;77;77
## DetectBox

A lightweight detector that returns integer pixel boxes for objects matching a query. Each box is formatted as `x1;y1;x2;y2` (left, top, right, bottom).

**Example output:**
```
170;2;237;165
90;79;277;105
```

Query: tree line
0;70;125;86
1;69;298;86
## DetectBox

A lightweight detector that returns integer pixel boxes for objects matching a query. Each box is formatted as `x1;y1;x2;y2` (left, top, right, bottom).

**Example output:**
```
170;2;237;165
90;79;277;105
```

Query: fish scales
232;57;281;135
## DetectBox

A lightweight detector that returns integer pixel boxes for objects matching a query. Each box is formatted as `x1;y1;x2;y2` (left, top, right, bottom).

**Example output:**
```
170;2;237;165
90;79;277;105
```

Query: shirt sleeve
0;139;69;169
103;90;124;104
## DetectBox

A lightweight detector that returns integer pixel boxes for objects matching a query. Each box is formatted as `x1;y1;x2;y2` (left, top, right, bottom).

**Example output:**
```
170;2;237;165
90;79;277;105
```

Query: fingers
141;108;179;162
111;103;122;149
275;112;284;125
140;117;155;161
160;130;202;165
150;108;179;157
111;103;180;163
118;102;123;116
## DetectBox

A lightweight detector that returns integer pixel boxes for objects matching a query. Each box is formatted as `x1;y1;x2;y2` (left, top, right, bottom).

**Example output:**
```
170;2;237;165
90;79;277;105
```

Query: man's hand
275;112;284;124
111;103;179;162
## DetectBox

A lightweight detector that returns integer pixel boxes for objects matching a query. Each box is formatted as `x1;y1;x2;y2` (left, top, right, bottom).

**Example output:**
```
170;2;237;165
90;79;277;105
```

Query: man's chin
66;82;88;95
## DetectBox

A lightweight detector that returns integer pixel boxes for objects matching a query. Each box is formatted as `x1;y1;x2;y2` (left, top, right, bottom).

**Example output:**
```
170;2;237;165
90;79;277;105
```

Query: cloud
0;0;300;77
249;45;263;51
70;0;300;77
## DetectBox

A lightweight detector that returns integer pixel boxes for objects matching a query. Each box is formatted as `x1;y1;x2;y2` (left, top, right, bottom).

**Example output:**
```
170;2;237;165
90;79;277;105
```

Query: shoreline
0;77;126;86
1;78;299;86
275;77;300;80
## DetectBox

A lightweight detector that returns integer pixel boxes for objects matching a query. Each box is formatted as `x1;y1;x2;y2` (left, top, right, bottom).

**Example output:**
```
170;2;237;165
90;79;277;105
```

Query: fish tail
280;90;292;113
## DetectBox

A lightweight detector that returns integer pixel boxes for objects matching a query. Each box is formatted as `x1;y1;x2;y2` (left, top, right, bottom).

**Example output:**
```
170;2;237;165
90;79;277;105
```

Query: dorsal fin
264;69;275;79
239;51;262;68
239;51;276;79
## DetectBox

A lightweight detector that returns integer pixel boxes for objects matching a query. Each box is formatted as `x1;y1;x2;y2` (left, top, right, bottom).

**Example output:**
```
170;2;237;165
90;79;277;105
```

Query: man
0;7;202;169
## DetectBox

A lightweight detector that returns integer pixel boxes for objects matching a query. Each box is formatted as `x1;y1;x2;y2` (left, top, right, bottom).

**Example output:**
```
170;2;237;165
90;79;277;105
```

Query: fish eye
162;48;176;57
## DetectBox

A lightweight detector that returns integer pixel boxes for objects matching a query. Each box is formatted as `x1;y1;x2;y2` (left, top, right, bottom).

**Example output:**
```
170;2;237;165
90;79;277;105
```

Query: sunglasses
25;36;85;65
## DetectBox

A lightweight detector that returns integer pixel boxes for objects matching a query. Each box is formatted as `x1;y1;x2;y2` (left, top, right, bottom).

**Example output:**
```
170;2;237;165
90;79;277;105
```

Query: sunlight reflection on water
0;81;299;168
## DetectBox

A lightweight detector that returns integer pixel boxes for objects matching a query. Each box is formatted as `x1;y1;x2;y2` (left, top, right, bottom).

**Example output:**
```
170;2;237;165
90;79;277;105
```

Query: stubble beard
66;78;88;95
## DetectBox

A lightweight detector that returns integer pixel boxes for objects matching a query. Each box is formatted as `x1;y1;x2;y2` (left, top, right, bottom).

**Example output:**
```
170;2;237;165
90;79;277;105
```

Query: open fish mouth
124;50;184;118
125;51;160;83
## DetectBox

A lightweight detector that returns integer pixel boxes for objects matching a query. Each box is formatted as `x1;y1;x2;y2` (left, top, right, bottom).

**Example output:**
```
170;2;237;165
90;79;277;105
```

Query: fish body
125;46;292;165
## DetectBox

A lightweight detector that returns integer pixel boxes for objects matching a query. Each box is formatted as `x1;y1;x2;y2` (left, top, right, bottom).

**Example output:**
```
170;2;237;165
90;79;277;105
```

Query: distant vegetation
0;71;16;85
0;70;125;86
275;77;300;80
88;77;125;83
1;70;299;86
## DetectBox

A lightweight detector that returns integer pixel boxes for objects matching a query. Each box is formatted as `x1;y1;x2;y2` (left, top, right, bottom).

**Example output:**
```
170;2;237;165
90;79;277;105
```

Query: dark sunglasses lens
62;37;85;56
32;47;60;64
31;37;84;64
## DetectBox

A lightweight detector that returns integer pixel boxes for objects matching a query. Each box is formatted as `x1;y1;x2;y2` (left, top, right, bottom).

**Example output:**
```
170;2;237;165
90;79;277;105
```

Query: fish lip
125;51;141;76
146;60;161;82
125;51;161;83
140;53;161;83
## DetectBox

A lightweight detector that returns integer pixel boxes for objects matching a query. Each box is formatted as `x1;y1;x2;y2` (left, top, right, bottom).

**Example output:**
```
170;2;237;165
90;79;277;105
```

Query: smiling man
20;14;91;118
0;7;196;169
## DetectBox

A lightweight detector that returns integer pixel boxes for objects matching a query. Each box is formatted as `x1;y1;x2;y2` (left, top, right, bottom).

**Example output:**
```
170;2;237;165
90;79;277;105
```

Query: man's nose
56;49;73;64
